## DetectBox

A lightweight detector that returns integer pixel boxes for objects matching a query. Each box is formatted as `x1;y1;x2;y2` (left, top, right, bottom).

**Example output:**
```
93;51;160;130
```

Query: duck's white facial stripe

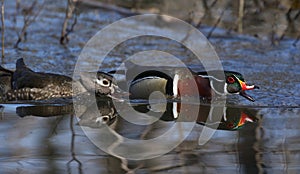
210;80;226;96
200;74;228;95
198;75;224;82
173;74;179;97
224;83;229;95
130;76;162;86
223;106;227;121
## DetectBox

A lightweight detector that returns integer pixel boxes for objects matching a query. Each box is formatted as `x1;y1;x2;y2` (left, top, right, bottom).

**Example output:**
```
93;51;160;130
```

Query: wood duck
0;65;13;101
1;58;119;101
128;69;259;102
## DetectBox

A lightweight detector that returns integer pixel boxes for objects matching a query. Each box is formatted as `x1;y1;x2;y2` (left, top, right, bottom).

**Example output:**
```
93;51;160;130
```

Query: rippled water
0;0;299;173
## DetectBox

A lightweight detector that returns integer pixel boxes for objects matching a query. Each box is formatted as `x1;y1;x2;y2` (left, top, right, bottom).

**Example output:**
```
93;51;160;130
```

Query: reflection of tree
67;114;83;174
106;124;143;173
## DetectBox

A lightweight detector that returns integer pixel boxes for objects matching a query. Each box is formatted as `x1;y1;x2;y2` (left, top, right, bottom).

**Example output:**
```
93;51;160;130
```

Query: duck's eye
227;77;235;84
101;116;109;123
96;116;110;124
97;78;111;87
227;122;234;128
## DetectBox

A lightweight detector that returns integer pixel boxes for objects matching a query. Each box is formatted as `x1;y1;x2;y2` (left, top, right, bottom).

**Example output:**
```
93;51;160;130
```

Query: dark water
0;0;299;173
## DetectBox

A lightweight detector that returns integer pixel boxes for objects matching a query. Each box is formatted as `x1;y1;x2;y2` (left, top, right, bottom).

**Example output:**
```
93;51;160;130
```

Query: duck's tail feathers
16;58;27;69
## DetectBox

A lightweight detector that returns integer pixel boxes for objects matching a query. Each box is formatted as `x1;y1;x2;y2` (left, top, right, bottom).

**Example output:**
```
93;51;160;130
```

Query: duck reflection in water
77;96;118;127
14;96;118;127
130;102;258;131
14;97;257;131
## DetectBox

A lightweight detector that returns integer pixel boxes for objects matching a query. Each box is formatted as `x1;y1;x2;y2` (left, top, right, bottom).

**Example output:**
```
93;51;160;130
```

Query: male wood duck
128;69;259;102
0;58;119;101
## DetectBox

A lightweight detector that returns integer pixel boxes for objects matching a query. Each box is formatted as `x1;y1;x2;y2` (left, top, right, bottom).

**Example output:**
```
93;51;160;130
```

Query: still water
0;0;299;173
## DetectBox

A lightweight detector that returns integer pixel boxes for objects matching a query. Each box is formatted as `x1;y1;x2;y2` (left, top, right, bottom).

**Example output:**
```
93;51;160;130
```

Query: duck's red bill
240;81;260;91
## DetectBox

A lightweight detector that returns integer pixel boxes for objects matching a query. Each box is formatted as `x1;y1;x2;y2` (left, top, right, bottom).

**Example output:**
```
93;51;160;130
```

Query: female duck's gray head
80;71;120;96
94;72;119;95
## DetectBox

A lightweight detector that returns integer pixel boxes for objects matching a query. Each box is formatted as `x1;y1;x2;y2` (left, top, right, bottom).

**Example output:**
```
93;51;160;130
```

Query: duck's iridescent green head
224;71;259;102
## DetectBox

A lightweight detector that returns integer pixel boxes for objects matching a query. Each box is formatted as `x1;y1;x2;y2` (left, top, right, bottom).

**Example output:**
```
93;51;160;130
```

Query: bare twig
280;11;297;41
13;0;20;23
237;0;244;33
60;0;77;45
207;6;228;39
14;0;44;48
195;0;218;28
78;0;137;16
16;0;20;10
283;6;300;44
270;0;280;45
286;8;293;23
294;10;300;20
1;0;5;59
292;34;300;46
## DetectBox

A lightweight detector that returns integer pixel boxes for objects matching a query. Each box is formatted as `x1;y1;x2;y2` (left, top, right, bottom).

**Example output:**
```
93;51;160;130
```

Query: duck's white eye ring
96;78;111;87
96;116;110;124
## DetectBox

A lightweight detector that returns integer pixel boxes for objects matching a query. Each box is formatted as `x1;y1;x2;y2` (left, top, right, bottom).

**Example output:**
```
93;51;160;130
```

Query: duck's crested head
80;71;120;96
224;71;259;102
94;71;118;95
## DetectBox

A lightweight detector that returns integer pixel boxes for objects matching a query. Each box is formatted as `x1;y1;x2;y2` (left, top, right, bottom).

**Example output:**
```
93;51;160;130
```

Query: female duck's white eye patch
96;77;111;87
95;116;110;124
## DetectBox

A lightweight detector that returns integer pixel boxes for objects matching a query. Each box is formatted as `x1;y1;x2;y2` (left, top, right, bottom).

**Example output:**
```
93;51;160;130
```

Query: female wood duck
0;65;13;101
0;58;119;101
128;69;259;102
